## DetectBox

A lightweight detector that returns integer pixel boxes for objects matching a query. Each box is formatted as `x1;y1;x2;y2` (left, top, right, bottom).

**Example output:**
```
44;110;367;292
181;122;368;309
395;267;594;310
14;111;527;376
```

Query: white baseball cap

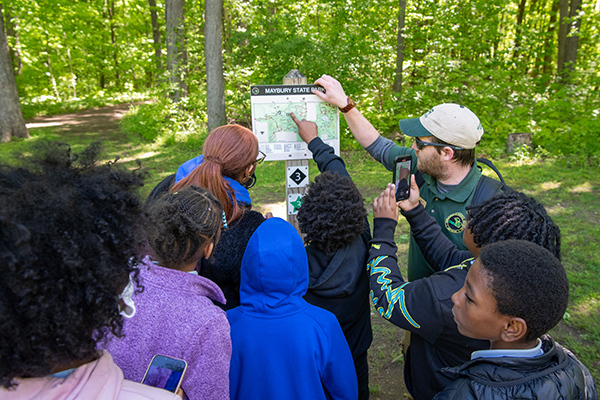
398;104;484;149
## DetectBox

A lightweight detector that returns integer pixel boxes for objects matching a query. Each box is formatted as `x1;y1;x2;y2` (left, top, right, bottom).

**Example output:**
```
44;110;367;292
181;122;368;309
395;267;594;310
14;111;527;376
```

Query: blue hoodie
227;218;358;400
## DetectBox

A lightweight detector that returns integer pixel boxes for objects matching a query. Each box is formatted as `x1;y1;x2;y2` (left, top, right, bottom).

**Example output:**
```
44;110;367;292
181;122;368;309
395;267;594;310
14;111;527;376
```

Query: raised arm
312;75;380;149
313;75;417;172
397;177;472;270
368;186;445;338
290;112;348;176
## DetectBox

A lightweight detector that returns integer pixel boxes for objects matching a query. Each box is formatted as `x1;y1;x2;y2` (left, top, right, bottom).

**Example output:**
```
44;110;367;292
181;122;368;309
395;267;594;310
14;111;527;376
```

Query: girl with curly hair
147;124;270;310
291;113;373;400
0;142;179;400
105;187;231;400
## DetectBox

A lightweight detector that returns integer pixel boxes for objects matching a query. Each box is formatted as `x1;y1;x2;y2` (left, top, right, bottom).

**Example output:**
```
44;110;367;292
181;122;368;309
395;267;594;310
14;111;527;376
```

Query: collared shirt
387;144;482;281
471;338;544;360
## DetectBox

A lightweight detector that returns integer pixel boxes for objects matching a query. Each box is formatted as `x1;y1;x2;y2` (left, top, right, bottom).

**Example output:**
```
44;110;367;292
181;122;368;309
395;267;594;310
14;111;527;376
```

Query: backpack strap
146;173;176;205
415;157;508;206
471;175;506;206
476;157;506;184
470;157;509;206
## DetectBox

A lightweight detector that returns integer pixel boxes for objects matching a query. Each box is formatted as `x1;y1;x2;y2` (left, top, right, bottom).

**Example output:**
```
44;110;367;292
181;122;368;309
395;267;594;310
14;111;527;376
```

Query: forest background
0;0;599;396
2;0;600;157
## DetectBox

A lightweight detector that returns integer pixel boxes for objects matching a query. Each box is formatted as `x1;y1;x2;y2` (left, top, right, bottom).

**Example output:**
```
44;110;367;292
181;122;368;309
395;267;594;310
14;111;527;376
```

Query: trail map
250;85;340;161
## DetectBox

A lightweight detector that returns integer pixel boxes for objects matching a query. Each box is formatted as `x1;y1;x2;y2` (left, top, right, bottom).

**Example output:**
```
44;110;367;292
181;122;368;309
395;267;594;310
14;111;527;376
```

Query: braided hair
466;190;561;260
144;186;223;269
297;171;366;254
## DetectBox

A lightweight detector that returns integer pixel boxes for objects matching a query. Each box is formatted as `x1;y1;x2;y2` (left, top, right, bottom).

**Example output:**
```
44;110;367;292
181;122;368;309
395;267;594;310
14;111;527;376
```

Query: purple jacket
105;256;231;400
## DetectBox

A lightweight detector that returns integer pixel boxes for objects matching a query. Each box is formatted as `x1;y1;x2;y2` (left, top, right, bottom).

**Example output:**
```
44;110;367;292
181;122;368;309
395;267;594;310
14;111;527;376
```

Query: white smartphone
141;354;187;393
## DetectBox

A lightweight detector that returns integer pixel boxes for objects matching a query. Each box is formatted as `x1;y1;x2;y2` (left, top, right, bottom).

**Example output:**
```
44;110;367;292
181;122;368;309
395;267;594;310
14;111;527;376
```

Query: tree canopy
2;0;599;156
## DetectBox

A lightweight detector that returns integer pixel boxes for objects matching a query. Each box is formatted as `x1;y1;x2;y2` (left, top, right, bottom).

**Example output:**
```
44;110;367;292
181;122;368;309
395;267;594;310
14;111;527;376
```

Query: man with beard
313;75;498;282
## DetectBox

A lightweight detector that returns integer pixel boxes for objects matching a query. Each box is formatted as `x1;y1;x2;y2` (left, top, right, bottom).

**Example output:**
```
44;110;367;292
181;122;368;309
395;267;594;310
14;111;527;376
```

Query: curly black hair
143;186;223;269
0;142;145;388
466;190;561;260
479;240;569;343
297;171;366;254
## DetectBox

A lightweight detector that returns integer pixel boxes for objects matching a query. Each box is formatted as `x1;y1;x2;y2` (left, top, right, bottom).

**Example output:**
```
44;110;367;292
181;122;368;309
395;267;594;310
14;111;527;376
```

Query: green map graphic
253;101;338;142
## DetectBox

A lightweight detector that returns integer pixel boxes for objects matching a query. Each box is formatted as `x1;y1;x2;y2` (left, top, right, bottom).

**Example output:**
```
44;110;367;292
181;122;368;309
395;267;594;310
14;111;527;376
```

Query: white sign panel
250;85;340;161
286;166;309;188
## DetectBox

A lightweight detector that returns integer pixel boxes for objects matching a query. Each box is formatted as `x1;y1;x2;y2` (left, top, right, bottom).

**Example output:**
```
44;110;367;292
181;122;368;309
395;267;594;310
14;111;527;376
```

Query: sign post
283;70;308;232
249;69;340;233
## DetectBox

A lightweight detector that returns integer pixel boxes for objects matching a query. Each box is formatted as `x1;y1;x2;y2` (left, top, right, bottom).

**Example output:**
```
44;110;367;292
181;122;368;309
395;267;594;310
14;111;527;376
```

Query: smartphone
393;155;412;201
141;354;187;393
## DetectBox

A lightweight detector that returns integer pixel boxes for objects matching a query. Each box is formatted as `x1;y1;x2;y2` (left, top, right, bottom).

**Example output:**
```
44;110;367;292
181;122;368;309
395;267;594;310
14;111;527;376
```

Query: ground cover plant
2;108;597;399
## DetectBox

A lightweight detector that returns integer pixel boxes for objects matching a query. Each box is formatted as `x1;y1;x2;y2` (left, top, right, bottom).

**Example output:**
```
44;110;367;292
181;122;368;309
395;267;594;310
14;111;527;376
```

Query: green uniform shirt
386;145;482;281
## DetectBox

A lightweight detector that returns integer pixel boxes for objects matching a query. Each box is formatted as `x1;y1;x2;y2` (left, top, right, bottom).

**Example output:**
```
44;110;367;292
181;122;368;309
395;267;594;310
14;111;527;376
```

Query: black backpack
414;157;508;206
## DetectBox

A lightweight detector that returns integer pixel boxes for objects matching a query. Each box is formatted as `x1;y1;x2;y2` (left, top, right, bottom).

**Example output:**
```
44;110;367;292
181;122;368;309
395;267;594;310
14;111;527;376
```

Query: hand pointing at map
290;112;319;144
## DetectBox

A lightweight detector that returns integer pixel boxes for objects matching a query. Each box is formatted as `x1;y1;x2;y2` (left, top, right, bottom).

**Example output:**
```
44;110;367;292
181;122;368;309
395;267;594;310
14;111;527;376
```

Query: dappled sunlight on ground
118;151;160;164
26;110;126;130
544;204;566;216
254;201;287;219
541;181;561;190
26;122;69;129
570;182;594;193
573;296;600;318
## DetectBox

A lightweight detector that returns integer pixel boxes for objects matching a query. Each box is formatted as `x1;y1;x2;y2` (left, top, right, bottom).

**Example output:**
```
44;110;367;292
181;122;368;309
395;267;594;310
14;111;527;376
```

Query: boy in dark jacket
434;240;597;400
291;113;373;400
369;182;561;399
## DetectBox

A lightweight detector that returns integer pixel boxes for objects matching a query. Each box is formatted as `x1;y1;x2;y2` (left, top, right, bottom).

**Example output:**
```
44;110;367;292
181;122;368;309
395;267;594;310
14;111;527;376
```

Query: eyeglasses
414;138;464;151
256;150;267;164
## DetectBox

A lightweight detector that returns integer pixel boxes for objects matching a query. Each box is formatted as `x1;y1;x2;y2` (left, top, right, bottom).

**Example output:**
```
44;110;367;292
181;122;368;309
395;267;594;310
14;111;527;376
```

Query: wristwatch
339;97;356;113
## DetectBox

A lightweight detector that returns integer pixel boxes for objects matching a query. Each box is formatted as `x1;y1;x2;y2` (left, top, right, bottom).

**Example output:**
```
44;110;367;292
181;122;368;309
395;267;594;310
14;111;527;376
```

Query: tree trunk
4;6;21;75
165;0;188;102
541;0;560;79
107;0;120;86
205;0;226;131
45;33;61;101
148;0;163;73
556;0;569;76
0;4;28;142
63;32;76;98
512;0;527;62
393;0;406;94
561;0;582;82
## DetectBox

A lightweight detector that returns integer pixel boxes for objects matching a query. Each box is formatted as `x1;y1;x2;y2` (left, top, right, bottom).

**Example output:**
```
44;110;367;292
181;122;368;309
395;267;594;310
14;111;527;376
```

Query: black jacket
200;209;264;310
301;138;373;400
369;199;490;400
434;335;598;400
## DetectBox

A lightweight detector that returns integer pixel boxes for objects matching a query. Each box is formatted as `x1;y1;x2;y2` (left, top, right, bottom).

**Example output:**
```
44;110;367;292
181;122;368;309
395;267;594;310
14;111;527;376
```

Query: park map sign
250;85;340;161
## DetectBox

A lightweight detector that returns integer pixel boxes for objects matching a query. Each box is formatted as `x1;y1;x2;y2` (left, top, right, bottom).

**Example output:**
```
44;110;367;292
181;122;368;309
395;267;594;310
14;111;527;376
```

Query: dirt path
25;103;135;140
